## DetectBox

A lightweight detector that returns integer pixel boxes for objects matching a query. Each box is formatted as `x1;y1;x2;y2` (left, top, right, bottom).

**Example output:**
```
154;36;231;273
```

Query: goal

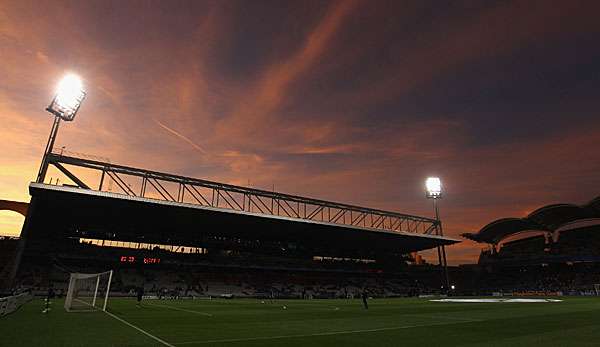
64;270;113;312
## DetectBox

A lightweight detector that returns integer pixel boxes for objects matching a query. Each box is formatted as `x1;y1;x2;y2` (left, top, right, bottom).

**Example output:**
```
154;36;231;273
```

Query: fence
0;291;32;317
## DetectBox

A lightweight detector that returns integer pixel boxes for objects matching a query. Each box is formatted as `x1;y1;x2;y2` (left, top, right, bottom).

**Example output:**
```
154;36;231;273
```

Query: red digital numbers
119;256;136;263
120;256;160;264
143;257;161;264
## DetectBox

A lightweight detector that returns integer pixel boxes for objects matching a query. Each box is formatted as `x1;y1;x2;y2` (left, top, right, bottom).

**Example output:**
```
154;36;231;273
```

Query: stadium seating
6;224;600;299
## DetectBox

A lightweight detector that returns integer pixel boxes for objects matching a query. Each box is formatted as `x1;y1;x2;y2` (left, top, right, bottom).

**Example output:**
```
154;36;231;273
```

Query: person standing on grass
361;289;368;310
43;285;54;313
136;285;144;307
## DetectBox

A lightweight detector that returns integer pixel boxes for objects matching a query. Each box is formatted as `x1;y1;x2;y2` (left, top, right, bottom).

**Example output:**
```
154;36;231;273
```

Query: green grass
2;297;600;346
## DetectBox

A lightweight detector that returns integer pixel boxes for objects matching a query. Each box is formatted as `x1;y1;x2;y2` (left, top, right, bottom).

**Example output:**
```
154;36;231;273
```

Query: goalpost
64;270;113;312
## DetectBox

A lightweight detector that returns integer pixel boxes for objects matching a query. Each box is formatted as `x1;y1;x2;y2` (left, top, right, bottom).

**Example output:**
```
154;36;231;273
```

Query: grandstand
3;151;459;300
462;197;600;296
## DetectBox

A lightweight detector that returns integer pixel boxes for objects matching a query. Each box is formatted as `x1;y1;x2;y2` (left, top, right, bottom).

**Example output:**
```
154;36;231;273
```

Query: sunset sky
1;0;599;264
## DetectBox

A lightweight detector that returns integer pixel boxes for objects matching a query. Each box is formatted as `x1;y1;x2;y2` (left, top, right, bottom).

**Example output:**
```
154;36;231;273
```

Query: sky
1;0;600;264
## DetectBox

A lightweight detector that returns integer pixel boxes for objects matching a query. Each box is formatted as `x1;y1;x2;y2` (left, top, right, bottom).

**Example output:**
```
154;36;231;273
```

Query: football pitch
2;297;600;346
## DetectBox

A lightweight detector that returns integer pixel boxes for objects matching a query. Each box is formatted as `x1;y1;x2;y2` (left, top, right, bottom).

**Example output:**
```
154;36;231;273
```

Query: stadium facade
1;150;459;298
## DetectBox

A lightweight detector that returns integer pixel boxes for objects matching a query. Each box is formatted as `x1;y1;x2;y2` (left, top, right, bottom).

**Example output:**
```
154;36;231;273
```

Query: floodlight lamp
425;177;442;199
46;74;86;121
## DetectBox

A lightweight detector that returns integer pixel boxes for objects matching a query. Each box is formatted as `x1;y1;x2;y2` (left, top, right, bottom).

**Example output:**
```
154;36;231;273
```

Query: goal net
64;270;113;312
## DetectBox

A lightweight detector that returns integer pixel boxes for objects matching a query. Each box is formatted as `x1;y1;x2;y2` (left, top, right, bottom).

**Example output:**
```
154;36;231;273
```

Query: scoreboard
119;256;161;264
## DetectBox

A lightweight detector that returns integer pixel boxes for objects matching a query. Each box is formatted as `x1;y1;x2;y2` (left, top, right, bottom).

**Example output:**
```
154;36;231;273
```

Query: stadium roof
25;183;459;256
526;204;589;230
462;196;600;244
462;218;543;245
586;196;600;212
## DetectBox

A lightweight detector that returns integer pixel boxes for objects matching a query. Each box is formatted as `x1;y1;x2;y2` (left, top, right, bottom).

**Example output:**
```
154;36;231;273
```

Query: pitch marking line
104;310;175;347
404;314;481;322
174;319;482;345
147;302;214;317
71;299;174;346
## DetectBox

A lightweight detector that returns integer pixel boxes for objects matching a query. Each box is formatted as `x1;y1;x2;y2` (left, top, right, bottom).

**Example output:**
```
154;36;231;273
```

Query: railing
43;152;440;235
53;146;111;163
0;290;32;317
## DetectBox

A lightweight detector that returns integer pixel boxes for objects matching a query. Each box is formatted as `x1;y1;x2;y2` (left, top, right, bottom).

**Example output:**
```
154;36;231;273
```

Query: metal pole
434;199;444;290
434;198;450;293
99;170;105;190
36;115;61;183
103;270;113;311
92;275;101;307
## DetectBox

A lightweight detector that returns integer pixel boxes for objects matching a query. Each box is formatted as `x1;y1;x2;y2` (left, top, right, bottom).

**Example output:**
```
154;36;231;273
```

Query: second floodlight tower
36;74;86;183
425;177;450;293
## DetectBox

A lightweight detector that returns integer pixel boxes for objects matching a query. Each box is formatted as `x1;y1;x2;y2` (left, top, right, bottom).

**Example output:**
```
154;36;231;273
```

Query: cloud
214;0;359;143
288;144;359;155
1;0;599;264
35;51;49;64
304;1;600;115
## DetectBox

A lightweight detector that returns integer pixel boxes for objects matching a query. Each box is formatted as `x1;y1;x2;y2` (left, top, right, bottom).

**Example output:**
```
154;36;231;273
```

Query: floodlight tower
36;74;86;183
425;177;450;293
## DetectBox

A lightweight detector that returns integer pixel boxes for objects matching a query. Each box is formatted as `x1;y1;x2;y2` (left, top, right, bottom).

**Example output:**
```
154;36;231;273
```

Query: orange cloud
214;0;359;143
1;0;599;266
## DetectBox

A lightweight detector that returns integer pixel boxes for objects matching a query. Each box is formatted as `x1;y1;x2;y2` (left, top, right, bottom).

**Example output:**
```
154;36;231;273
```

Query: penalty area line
174;319;481;345
146;302;213;317
103;310;175;347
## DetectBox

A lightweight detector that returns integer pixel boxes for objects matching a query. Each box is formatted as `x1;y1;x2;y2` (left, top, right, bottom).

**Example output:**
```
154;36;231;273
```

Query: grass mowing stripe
146;302;214;316
174;319;482;345
10;297;598;346
103;309;175;347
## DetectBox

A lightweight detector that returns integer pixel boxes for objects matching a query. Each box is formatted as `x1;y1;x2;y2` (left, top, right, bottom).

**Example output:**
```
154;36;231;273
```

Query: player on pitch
136;285;144;307
361;288;369;310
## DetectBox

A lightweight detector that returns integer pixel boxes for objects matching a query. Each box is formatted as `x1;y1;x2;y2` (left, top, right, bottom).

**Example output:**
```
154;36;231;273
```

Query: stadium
2;2;600;346
1;78;599;346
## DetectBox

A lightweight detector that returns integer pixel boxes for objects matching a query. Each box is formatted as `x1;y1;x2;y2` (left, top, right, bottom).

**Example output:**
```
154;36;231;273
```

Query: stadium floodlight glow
36;73;87;184
424;176;449;293
425;177;442;199
46;73;86;121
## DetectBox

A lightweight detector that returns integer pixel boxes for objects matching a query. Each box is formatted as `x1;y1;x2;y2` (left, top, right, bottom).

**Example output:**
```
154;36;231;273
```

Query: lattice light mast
426;177;450;293
36;74;86;183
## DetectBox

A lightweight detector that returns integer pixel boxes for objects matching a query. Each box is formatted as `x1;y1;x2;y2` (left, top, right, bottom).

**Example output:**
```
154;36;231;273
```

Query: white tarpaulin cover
430;298;563;303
